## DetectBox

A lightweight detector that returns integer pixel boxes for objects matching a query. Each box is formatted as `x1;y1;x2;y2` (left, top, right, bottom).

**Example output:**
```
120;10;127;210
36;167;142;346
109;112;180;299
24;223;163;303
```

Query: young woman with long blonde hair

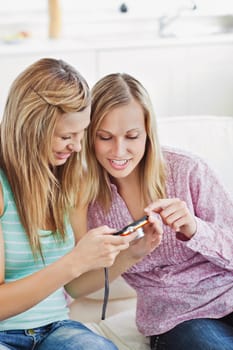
0;59;139;350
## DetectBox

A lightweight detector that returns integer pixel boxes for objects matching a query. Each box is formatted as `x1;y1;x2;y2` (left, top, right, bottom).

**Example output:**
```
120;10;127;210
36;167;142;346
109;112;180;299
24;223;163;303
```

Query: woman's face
51;106;90;166
94;99;147;180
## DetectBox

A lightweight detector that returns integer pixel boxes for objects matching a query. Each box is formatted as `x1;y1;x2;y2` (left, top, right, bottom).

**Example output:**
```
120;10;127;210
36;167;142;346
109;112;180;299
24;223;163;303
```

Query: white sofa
69;115;233;350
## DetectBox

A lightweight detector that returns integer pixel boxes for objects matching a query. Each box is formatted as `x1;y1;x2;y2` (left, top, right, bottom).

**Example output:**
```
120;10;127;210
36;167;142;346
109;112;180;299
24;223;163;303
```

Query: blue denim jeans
0;320;118;350
150;315;233;350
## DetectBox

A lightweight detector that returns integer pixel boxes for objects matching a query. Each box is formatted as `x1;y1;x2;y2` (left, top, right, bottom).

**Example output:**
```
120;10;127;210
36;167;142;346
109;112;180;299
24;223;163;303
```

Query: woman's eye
62;136;71;140
127;135;138;139
98;135;112;141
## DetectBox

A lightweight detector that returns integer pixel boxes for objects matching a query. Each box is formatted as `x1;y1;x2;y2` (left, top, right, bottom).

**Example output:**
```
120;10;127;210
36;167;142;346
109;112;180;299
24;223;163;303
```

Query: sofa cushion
69;294;136;323
86;276;136;300
85;309;150;350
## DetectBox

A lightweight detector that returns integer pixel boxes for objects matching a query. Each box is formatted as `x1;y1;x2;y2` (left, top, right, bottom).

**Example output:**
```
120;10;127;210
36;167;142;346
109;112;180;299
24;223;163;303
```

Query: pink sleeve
184;158;233;270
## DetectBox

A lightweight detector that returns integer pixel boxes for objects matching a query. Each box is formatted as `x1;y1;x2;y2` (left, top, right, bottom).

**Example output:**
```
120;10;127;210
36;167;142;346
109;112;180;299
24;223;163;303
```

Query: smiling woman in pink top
77;72;233;350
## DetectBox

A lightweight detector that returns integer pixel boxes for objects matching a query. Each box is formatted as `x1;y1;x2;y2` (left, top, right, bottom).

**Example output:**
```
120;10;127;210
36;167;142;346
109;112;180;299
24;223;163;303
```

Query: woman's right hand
70;226;138;276
126;214;163;260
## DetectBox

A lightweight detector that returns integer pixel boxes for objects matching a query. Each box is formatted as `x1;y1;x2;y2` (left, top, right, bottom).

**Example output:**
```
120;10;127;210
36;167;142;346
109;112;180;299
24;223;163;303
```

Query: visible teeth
112;159;127;165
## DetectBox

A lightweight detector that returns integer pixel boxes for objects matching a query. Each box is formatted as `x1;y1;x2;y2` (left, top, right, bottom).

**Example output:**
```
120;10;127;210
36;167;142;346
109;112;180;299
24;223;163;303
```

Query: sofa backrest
157;116;233;197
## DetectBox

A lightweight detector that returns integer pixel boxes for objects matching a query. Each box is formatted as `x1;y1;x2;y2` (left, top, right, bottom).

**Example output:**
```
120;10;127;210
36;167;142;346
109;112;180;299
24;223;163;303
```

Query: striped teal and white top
0;170;75;331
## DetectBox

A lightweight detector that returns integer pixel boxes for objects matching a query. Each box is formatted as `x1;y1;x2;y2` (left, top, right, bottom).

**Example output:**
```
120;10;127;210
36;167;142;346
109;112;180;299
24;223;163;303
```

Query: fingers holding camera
128;215;163;260
147;213;163;244
145;198;197;239
143;214;163;249
71;226;138;276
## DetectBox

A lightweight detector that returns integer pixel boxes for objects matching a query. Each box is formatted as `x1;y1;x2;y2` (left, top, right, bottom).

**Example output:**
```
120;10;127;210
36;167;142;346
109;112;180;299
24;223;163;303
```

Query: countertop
1;32;233;56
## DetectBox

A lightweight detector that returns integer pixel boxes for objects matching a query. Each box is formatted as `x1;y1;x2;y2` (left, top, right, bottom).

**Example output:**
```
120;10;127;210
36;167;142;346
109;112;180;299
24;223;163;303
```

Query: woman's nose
113;139;125;155
67;140;82;153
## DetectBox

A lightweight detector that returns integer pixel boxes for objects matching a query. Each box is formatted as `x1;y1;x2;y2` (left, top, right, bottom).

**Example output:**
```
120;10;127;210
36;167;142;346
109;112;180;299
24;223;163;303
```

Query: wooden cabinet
97;42;233;117
186;44;233;116
1;38;233;119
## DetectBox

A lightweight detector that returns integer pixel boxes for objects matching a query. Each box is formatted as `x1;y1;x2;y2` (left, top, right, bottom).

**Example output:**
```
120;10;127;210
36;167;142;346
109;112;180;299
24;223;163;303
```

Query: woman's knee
88;334;118;350
38;320;118;350
155;318;233;350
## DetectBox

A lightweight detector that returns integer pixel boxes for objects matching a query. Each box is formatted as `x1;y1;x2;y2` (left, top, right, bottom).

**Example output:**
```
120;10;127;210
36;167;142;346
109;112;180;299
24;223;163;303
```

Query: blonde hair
83;73;166;211
0;58;90;257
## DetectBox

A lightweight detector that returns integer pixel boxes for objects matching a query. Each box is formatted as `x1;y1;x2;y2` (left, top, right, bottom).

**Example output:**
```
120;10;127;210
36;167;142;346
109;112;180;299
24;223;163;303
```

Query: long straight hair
83;73;166;211
0;58;90;257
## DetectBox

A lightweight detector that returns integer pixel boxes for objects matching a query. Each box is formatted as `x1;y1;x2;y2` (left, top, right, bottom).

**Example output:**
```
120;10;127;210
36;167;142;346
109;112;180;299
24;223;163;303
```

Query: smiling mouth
111;159;129;166
109;159;131;170
56;152;72;160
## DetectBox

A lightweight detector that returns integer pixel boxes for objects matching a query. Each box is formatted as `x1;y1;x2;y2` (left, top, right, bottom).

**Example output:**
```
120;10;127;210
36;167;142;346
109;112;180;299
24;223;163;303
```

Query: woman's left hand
127;215;163;260
145;198;197;239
